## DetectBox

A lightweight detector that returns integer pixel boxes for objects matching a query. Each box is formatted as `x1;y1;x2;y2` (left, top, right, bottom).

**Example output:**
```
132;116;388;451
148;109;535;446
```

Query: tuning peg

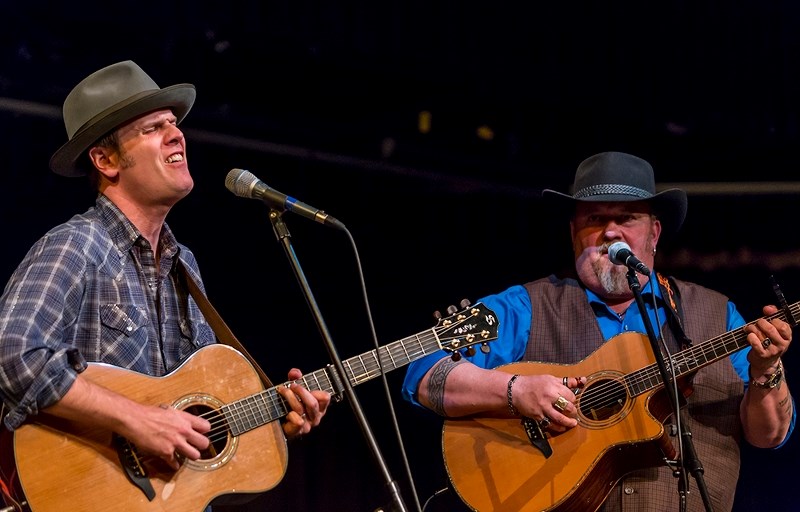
450;351;462;362
460;298;471;309
446;305;458;315
481;343;491;354
465;347;476;357
433;310;443;321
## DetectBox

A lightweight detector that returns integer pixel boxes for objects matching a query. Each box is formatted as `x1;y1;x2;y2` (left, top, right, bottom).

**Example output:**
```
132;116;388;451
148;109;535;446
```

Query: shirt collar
585;278;661;306
95;194;179;258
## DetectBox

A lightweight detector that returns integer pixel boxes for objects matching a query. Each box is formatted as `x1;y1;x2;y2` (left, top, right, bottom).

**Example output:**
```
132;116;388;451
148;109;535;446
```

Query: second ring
553;395;569;412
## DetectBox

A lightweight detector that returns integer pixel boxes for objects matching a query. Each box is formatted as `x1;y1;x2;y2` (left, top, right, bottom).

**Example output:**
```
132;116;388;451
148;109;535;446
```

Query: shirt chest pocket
98;304;151;367
100;303;149;334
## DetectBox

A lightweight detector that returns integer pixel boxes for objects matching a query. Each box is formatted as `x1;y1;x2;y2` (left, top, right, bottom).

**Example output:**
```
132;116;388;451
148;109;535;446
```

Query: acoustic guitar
0;302;498;512
442;301;798;512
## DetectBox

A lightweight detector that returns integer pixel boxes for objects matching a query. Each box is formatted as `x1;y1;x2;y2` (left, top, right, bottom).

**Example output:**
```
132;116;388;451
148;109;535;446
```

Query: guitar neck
299;327;445;395
626;300;800;397
222;326;446;436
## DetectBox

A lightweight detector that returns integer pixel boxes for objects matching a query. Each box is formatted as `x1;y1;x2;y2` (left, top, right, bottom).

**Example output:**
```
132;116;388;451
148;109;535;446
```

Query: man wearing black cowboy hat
0;61;330;503
402;151;794;511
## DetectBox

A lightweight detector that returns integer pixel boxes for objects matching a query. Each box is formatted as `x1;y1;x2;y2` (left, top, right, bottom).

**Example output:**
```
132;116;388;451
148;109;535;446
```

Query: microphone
607;241;651;276
225;168;345;230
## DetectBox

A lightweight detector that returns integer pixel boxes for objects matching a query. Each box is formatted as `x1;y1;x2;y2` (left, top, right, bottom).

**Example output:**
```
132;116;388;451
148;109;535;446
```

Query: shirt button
624;486;634;495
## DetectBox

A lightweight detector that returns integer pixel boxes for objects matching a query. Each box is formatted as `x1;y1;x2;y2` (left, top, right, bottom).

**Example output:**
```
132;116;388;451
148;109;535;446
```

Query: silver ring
762;338;772;349
301;412;307;419
539;416;551;428
562;376;569;387
553;395;569;413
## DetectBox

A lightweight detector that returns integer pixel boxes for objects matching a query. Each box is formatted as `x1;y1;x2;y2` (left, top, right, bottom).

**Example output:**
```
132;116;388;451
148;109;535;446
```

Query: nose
602;222;623;240
166;123;184;145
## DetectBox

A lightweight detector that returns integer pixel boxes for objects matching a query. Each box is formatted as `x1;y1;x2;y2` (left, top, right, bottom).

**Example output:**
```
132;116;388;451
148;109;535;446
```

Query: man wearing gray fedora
402;151;795;511
0;61;330;510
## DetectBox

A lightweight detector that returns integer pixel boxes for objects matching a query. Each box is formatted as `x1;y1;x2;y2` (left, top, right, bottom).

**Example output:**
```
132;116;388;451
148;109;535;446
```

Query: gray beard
595;261;630;297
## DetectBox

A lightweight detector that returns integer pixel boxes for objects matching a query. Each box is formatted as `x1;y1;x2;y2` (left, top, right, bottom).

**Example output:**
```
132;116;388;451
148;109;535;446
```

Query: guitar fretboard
219;303;497;437
625;301;799;396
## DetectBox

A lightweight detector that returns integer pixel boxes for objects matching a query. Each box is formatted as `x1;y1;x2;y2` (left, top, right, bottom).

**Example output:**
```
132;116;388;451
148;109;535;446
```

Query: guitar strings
199;303;793;446
191;326;451;446
132;304;796;464
563;307;793;414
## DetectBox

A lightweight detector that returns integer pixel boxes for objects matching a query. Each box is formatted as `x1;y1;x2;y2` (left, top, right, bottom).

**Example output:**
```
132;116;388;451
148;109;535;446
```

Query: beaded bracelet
507;374;521;416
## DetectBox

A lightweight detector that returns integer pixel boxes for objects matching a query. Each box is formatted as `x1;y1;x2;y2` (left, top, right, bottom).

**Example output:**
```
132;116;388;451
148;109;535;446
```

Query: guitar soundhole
184;404;229;460
174;394;239;471
577;373;632;428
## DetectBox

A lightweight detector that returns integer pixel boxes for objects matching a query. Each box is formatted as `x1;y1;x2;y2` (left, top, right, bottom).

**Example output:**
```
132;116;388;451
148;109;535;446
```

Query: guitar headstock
434;301;499;356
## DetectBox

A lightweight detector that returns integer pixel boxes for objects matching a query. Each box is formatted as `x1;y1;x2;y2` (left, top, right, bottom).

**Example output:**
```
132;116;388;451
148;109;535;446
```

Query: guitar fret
304;369;332;392
235;396;252;433
223;401;244;437
398;337;413;363
383;344;398;370
354;354;369;384
256;392;272;426
319;368;335;394
247;395;265;430
676;355;693;372
226;398;250;435
386;342;404;368
419;332;436;355
264;389;287;424
348;357;367;385
367;350;382;378
304;371;325;393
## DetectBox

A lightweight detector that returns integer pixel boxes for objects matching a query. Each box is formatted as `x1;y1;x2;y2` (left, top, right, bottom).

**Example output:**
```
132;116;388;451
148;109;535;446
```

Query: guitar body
442;332;679;512
1;344;288;512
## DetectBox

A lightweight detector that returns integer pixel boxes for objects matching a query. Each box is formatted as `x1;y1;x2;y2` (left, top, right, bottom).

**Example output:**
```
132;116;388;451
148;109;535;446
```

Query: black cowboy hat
542;151;688;236
49;60;196;177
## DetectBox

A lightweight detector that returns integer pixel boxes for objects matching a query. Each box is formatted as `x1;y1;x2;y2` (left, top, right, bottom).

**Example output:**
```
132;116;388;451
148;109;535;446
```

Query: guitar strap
176;259;274;388
654;272;693;350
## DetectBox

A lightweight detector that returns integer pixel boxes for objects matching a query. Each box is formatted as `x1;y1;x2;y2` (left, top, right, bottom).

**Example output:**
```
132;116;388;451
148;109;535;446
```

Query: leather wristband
749;360;784;389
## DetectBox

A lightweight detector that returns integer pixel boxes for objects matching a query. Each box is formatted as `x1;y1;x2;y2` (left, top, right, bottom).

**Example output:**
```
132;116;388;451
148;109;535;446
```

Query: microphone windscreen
607;241;631;265
225;168;257;198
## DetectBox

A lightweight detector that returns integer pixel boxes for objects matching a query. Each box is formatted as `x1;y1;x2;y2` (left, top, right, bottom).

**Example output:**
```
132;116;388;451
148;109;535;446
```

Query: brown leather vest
524;275;743;512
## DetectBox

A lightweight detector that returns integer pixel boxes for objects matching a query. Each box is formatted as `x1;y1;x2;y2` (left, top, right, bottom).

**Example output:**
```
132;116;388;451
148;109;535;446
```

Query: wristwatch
749;360;784;389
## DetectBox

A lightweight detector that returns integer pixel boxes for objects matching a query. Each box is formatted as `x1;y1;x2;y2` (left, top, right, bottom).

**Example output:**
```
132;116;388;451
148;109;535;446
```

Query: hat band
573;184;652;199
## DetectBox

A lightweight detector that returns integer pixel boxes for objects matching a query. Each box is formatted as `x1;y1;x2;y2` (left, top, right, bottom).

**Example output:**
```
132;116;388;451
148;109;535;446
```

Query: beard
592;259;631;297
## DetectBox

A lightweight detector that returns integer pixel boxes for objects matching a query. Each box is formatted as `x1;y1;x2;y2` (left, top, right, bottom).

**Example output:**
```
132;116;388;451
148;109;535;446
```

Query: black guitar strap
176;259;274;388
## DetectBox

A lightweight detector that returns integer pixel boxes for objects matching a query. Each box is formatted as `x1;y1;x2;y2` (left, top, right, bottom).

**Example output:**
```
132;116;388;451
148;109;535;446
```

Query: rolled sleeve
0;231;88;428
3;347;85;429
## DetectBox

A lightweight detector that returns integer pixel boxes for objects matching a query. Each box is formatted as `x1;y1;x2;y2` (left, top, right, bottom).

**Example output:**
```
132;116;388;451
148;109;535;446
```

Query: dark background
2;2;799;511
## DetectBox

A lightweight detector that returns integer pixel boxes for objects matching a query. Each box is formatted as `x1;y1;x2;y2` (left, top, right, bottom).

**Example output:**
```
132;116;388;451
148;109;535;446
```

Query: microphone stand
625;269;713;512
267;208;410;512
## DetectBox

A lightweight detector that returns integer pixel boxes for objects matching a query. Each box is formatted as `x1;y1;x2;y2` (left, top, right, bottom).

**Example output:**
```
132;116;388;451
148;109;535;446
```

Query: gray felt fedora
49;60;196;177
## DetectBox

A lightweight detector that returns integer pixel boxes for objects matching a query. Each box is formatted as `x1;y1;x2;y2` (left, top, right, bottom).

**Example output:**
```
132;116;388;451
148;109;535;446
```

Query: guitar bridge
113;433;156;501
521;417;552;458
